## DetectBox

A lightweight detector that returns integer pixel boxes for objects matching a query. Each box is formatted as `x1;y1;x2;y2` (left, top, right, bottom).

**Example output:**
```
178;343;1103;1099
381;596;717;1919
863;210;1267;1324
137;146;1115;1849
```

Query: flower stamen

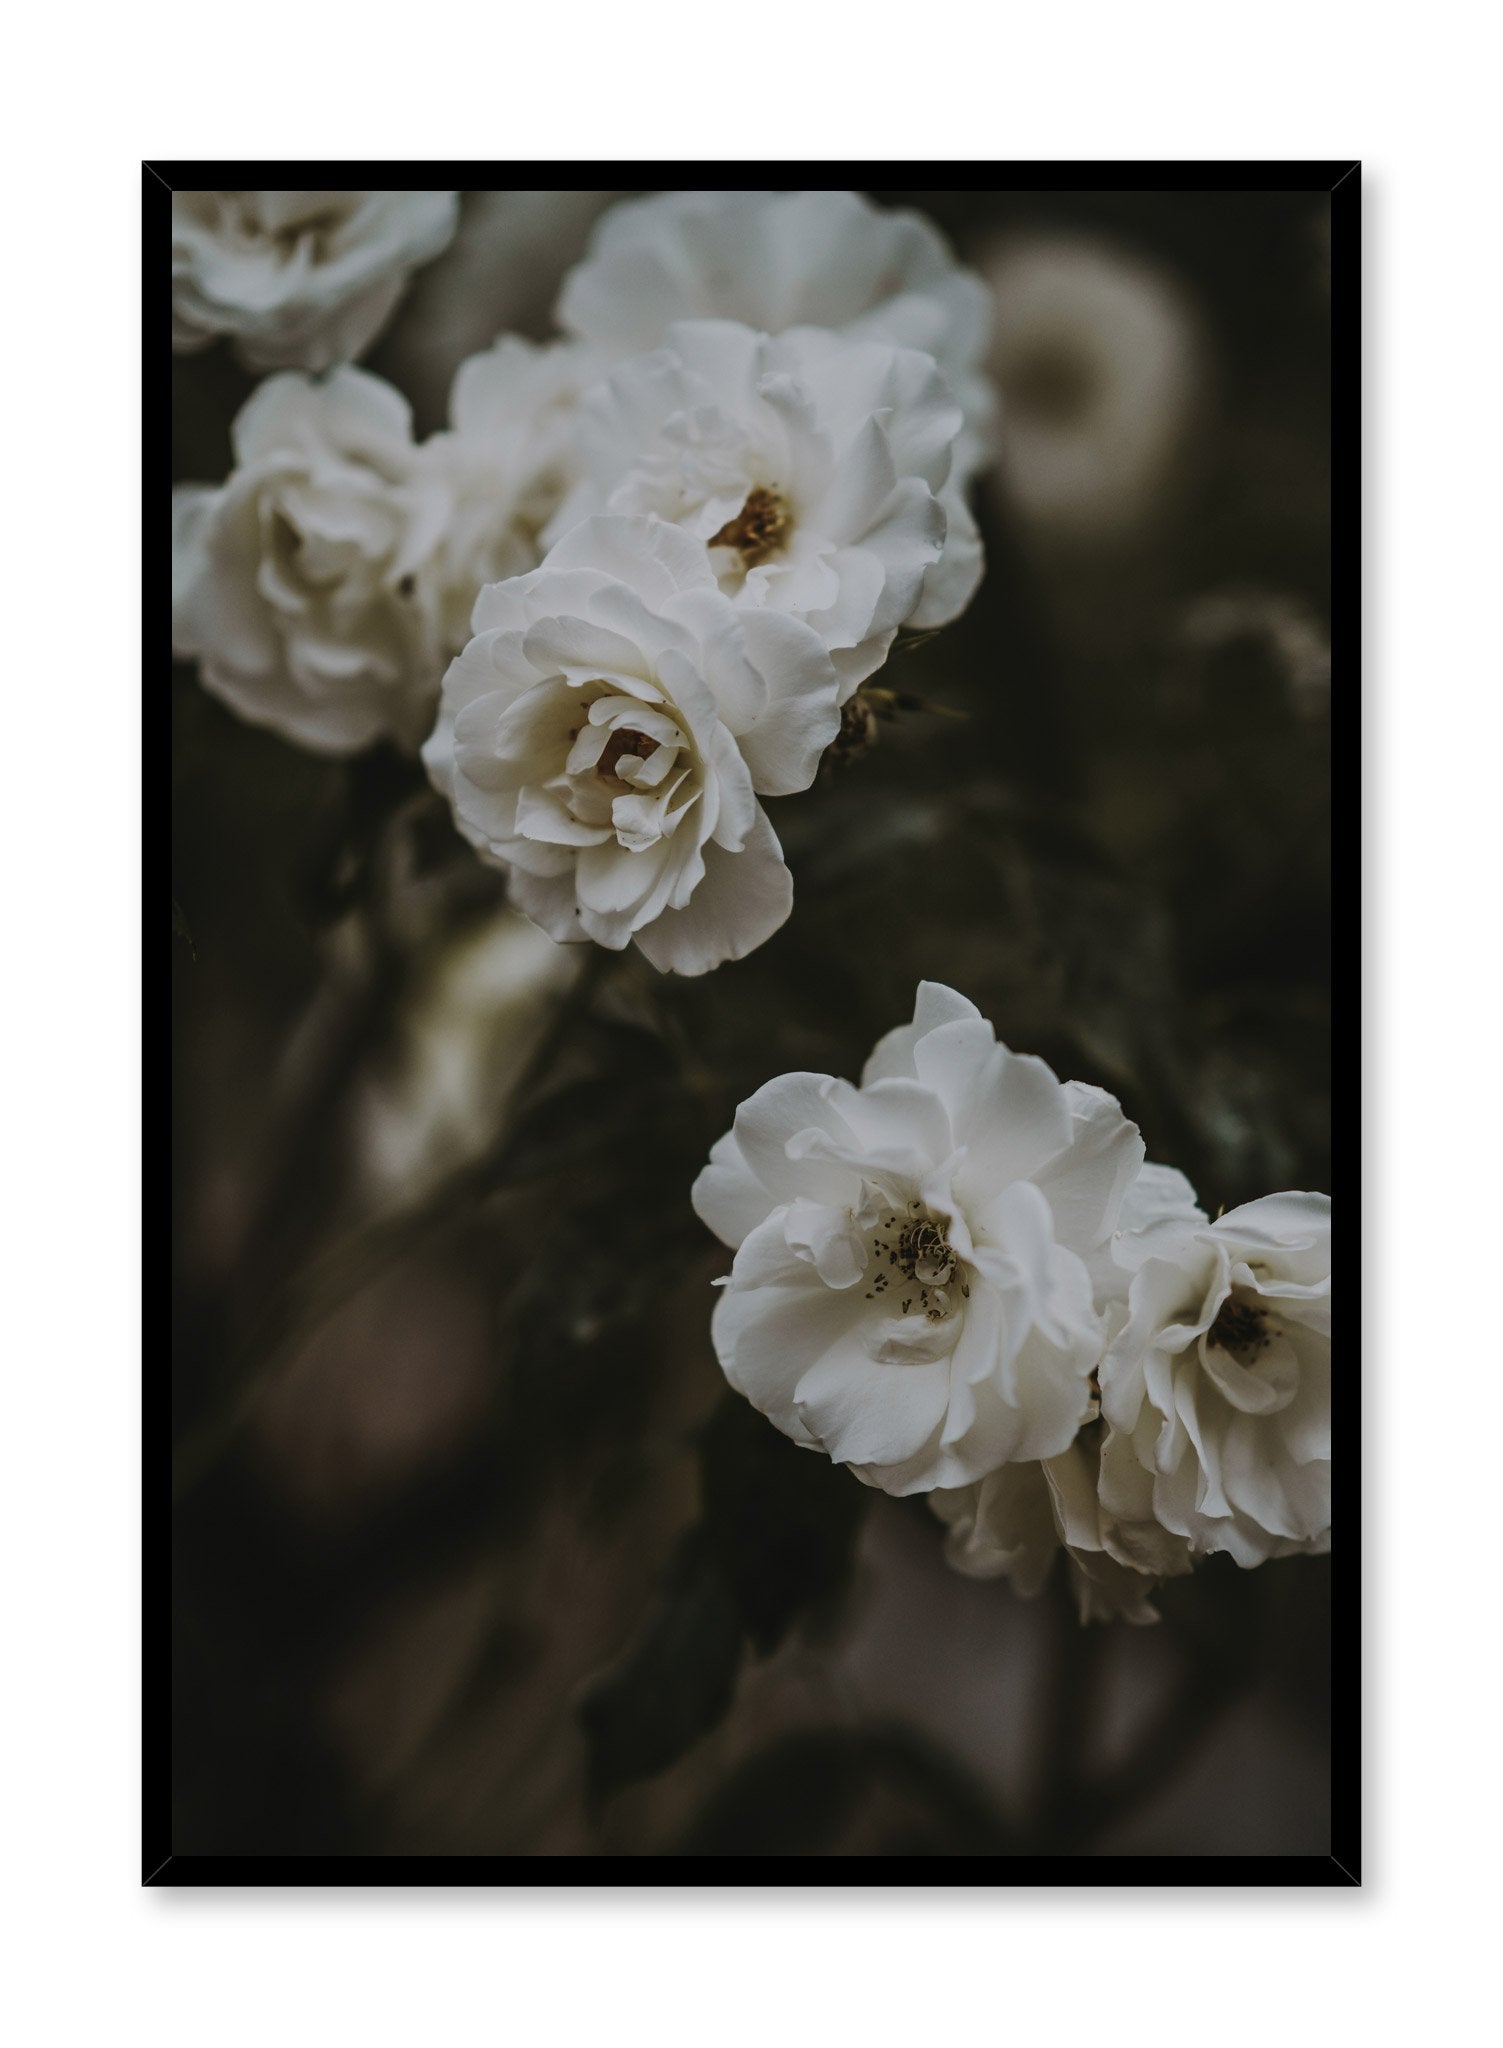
709;486;791;566
863;1204;969;1320
1208;1296;1273;1357
597;727;657;781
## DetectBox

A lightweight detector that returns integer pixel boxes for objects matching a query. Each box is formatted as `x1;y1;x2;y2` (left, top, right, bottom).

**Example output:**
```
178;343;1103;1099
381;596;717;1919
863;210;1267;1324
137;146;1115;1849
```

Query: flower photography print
161;168;1352;1879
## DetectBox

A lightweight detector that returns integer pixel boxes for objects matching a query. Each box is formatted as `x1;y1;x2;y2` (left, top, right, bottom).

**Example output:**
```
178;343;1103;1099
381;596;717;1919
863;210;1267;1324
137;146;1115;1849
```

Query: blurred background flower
979;229;1209;546
357;904;582;1207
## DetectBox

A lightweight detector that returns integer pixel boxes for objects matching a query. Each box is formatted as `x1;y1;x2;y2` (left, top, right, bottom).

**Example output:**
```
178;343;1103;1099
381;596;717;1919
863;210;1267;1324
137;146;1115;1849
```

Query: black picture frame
151;160;1358;1886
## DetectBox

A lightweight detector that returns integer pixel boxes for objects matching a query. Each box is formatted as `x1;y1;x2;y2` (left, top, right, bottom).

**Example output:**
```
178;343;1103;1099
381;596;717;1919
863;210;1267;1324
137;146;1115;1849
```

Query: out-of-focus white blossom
692;982;1145;1494
172;369;455;754
1176;586;1332;720
1098;1192;1331;1567
358;905;582;1204
557;188;995;478
550;320;982;697
172;190;459;373
932;1433;1194;1625
421;515;842;975
173;339;599;757
982;232;1206;541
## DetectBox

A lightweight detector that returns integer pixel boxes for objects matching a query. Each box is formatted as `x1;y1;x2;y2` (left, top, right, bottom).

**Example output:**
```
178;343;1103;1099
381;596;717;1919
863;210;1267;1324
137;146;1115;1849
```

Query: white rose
172;189;459;372
691;982;1145;1495
420;514;842;975
548;319;982;697
1098;1191;1331;1567
172;368;454;755
929;1155;1204;1618
556;188;995;478
932;1433;1192;1624
419;335;595;652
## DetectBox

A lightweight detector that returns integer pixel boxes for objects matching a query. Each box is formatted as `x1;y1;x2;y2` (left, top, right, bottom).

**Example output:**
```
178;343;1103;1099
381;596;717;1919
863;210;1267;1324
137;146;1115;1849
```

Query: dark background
170;185;1333;1858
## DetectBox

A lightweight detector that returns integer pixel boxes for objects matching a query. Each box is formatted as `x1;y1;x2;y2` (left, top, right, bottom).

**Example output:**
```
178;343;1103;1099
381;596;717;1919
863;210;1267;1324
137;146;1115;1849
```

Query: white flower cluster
694;982;1331;1622
173;189;993;974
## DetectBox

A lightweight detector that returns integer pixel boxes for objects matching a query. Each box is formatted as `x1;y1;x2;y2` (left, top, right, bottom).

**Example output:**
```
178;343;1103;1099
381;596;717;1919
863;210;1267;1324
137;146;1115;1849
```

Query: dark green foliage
577;1531;744;1812
698;1394;868;1656
499;1071;685;1188
678;1726;1016;1857
293;744;427;933
575;1399;870;1804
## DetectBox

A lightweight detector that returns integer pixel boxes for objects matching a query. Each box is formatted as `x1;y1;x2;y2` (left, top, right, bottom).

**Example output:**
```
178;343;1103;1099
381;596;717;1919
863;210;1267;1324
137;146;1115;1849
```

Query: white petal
861;982;983;1084
707;1065;866;1224
848;476;946;638
710;1214;854;1443
783;1197;868;1289
507;864;592;944
542;512;717;602
730;611;842;794
1034;1079;1145;1253
692;1129;775;1250
931;1464;1059;1592
794;1333;950;1477
909;474;985;630
910;1024;1072;1198
1215;1191;1331;1277
810;411;899;545
633;804;792;976
233;365;414;464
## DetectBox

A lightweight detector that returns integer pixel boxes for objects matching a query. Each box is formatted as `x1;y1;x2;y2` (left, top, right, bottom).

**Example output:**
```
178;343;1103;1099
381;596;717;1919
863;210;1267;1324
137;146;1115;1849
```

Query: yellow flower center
709;486;791;566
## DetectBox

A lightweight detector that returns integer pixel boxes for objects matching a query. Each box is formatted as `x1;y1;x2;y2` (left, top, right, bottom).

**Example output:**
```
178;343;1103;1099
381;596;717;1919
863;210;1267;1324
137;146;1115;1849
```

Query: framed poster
156;164;1354;1881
